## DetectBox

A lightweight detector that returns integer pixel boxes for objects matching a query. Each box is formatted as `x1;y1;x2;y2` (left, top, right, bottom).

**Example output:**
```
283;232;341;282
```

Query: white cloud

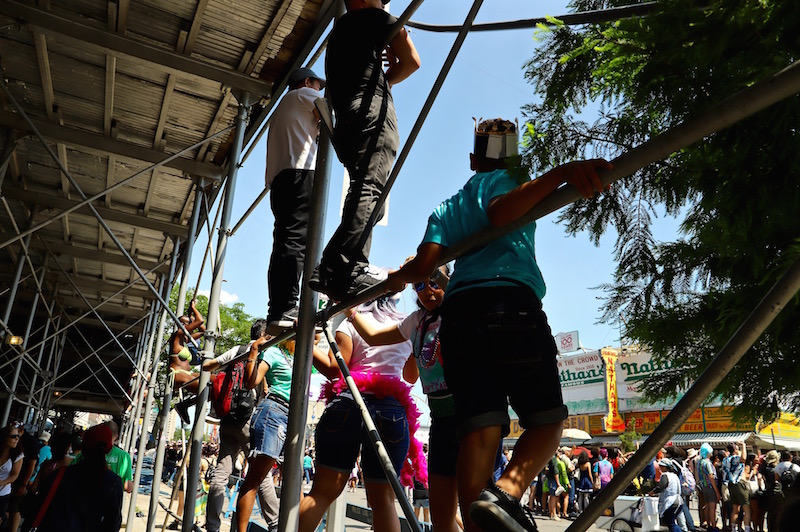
197;289;239;305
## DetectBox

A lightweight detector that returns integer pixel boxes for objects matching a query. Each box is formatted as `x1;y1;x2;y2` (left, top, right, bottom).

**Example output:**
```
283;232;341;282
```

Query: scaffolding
1;2;800;532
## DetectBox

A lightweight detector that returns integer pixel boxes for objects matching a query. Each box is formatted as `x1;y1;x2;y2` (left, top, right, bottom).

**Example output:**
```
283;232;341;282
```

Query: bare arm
244;336;269;390
403;354;419;384
0;458;22;488
386;242;445;293
487;159;612;228
312;332;353;381
385;27;420;87
348;311;405;346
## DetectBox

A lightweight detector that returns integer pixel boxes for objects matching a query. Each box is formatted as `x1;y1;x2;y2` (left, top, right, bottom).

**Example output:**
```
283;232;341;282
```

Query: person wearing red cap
25;423;122;532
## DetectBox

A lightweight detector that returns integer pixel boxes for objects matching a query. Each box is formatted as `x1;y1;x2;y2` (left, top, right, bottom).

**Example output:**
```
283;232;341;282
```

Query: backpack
211;345;255;421
779;467;798;493
679;461;696;497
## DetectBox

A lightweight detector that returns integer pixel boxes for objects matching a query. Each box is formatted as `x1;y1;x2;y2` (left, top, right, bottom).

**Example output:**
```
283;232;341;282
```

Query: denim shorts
249;396;289;460
439;285;568;439
315;392;409;483
428;414;458;477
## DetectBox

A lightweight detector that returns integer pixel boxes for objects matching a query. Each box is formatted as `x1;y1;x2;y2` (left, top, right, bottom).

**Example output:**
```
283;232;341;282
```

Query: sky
183;1;683;416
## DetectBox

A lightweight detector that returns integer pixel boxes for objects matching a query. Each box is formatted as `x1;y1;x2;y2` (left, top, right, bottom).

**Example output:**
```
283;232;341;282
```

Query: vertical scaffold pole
30;312;59;427
127;240;181;531
0;209;37;426
124;312;157;454
22;277;55;424
146;183;204;532
181;93;250;532
278;88;335;532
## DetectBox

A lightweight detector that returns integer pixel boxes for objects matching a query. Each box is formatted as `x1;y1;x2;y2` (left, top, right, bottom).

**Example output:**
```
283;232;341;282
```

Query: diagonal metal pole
49;314;150;399
127;239;181;531
40;328;68;421
356;0;484;255
21;277;56;422
1;208;36;330
182;92;250;532
61;334;126;412
567;254;800;532
0;81;206;350
122;312;158;455
121;323;148;451
147;184;204;532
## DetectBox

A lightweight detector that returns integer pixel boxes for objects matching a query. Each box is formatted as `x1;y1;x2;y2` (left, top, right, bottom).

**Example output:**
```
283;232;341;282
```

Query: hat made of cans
473;117;518;160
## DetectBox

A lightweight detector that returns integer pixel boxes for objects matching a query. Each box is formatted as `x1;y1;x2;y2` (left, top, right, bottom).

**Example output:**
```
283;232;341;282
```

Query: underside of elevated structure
0;0;331;418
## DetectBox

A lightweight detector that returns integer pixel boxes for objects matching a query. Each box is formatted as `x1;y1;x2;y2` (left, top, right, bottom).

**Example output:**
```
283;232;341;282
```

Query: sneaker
267;307;300;334
470;484;538;532
175;400;191;426
167;520;181;530
309;267;382;302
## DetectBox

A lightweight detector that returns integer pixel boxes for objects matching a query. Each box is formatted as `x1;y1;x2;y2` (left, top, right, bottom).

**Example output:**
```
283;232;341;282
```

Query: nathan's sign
617;352;679;411
557;351;607;415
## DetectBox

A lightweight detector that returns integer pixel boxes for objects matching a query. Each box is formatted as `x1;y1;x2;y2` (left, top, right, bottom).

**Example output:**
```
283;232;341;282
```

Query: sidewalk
123;482;620;531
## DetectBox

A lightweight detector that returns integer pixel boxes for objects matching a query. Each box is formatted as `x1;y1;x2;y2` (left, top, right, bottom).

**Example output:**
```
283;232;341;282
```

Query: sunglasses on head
413;280;440;293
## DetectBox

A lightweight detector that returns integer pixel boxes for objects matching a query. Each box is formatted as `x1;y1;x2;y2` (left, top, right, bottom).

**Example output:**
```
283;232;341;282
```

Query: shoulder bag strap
30;466;67;530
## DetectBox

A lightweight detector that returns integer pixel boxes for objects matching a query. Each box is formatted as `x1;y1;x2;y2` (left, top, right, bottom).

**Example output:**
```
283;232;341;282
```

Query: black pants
320;95;398;280
268;168;314;322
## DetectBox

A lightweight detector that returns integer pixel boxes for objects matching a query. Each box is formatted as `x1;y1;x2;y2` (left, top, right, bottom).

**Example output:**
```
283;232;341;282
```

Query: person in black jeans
309;0;420;301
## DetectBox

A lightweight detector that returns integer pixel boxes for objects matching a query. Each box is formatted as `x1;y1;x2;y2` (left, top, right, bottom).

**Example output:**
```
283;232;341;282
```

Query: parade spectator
748;453;766;532
385;116;610;531
0;424;24;529
698;443;721;532
556;450;570;518
168;300;205;395
265;67;325;332
303;450;315;485
29;432;72;494
545;456;563;521
309;0;421;300
594;448;614;489
575;450;594;514
651;458;682;532
299;294;420;532
729;447;751;532
7;425;41;532
204;320;280;532
25;423;122;532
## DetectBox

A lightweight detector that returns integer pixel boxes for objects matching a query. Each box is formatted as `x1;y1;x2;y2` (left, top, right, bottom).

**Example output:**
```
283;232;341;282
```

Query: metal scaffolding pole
122;326;149;452
61;334;127;413
182;92;249;532
124;312;158;455
146;184;204;532
40;328;67;426
31;312;60;426
358;0;484;249
567;254;800;532
22;281;56;423
127;240;181;531
1;262;45;425
278;90;334;532
0;79;205;352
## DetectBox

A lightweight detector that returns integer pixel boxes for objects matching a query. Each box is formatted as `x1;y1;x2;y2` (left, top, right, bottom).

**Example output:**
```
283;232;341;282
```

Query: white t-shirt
336;314;410;379
265;86;322;187
216;342;252;365
774;461;800;477
0;454;23;496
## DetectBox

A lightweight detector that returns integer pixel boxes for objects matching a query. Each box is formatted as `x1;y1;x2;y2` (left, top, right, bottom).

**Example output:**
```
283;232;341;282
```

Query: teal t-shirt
422;169;546;301
258;346;293;402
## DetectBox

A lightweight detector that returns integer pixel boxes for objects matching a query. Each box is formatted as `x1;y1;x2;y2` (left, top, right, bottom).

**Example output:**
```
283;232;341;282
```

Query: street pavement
124;481;616;531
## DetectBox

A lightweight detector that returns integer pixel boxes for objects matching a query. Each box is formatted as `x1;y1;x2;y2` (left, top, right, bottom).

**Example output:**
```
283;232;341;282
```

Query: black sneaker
308;266;340;299
175;399;191;426
309;267;382;301
340;271;383;300
267;307;300;334
470;484;538;532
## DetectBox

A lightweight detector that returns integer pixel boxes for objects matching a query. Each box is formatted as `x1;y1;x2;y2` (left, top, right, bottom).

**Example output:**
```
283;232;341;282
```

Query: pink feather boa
320;371;428;488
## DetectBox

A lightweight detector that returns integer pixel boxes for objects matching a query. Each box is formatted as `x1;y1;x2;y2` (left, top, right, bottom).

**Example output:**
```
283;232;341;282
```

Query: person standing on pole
308;0;420;301
386;117;611;531
265;68;326;333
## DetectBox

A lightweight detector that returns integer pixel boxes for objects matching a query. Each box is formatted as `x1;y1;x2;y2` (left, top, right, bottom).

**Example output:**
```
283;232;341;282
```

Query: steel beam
0;110;223;180
2;186;190;237
0;1;271;97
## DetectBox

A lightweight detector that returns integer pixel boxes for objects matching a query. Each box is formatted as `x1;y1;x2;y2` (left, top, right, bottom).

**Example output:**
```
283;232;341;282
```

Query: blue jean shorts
315;392;409;483
249;396;289;460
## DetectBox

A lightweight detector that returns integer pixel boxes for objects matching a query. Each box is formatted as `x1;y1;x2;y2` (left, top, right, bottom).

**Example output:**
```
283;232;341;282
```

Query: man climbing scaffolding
308;0;421;301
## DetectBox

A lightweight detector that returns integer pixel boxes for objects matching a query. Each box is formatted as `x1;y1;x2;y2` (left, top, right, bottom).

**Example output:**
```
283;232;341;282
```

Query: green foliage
619;420;642;453
523;0;800;420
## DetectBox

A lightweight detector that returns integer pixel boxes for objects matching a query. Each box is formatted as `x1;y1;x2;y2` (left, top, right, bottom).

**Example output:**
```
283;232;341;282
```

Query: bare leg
457;426;503;532
495;421;561;499
235;455;275;532
366;481;402;532
429;473;459;532
298;465;348;532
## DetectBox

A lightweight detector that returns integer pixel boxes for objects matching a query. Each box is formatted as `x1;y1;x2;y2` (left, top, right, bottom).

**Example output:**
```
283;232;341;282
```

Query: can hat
686;448;698;459
288;67;326;89
765;450;780;466
473;118;518;160
38;431;51;442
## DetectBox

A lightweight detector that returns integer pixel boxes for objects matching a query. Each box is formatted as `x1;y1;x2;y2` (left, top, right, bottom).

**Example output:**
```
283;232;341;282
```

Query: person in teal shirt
387;117;611;532
303;451;314;484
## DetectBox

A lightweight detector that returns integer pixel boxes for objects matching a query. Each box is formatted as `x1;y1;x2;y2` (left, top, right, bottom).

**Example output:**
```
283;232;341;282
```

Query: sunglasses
7;434;20;439
413;280;440;293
